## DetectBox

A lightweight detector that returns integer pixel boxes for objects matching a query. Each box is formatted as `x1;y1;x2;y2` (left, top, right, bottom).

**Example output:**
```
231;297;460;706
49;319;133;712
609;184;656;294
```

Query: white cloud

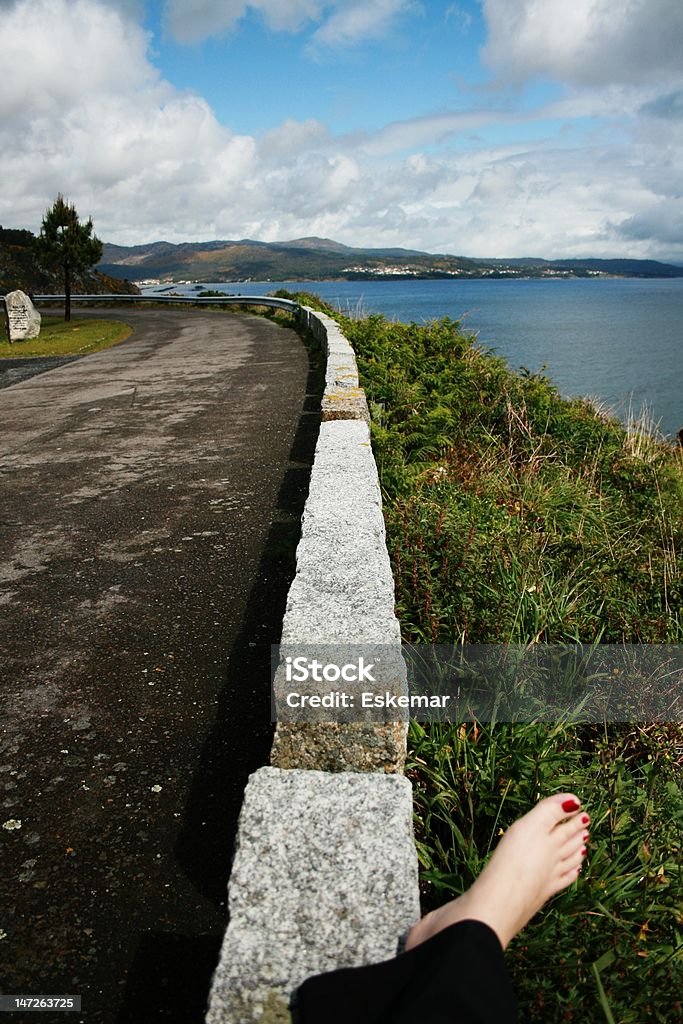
163;0;324;44
254;0;323;33
162;0;414;46
444;4;472;32
482;0;683;87
1;0;156;121
352;110;495;157
613;201;683;247
100;0;145;14
640;89;683;122
1;0;681;262
163;0;247;44
0;0;256;238
308;0;417;51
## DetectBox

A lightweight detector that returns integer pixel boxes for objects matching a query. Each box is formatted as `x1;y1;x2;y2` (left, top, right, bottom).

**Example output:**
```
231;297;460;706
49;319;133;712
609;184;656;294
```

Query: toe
538;793;582;828
558;845;587;885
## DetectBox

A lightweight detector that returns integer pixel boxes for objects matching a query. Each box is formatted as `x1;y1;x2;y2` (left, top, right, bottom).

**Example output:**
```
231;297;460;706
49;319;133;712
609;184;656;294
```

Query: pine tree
35;195;103;321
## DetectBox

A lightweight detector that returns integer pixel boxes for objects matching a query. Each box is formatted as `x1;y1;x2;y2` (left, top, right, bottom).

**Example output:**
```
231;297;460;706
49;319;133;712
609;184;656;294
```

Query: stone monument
4;290;41;342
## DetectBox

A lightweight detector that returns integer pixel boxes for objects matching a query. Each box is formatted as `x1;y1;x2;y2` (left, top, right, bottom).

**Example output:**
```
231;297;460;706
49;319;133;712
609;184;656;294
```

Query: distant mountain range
3;228;681;294
98;236;683;283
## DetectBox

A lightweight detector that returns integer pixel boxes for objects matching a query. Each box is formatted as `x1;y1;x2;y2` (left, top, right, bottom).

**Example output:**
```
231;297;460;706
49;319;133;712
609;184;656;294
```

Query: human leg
405;792;589;952
293;793;589;1024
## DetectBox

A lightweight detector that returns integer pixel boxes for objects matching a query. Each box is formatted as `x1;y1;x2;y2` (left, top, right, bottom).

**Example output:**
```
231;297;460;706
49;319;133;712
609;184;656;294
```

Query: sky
1;0;682;259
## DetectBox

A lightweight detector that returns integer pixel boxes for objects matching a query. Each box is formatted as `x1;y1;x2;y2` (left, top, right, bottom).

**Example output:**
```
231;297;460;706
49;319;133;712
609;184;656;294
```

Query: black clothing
292;919;517;1023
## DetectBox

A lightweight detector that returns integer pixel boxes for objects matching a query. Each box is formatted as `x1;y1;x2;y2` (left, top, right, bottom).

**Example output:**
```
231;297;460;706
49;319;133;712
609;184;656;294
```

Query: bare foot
405;793;589;952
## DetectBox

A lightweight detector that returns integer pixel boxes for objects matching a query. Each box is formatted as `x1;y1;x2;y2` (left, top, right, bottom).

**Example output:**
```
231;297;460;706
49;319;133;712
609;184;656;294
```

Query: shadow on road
117;329;324;1024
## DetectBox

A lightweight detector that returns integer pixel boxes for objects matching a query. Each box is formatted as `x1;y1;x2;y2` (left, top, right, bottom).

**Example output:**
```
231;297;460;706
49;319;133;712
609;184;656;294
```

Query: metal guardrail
27;294;300;313
2;294;312;347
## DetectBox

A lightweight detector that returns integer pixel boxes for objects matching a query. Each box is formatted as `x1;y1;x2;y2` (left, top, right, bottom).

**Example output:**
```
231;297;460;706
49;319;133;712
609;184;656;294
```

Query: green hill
0;227;139;296
97;235;683;283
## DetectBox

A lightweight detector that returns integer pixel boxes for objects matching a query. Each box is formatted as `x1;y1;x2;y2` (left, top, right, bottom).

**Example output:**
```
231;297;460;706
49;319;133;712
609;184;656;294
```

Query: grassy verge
407;720;681;1022
289;296;682;1023
0;317;132;358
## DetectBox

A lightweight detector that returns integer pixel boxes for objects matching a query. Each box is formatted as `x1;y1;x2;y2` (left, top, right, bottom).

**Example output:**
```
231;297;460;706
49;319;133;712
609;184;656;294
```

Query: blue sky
147;2;494;136
1;0;682;259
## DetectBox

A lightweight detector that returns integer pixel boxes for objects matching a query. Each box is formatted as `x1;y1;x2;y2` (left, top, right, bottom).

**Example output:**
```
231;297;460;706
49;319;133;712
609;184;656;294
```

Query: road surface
0;308;318;1023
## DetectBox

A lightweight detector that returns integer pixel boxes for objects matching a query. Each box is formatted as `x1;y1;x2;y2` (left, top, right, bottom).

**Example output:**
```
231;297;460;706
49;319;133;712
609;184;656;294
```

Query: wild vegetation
0;224;138;297
0;317;131;358
287;293;682;1023
34;196;104;321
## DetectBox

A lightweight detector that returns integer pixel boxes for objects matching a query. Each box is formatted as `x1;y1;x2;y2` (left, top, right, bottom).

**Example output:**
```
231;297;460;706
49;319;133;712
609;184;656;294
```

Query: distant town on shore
2;227;682;295
97;235;683;286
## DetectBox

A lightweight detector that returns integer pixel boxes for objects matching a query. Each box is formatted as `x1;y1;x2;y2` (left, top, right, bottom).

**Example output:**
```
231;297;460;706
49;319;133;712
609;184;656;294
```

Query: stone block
282;420;395;636
5;290;41;342
206;768;420;1024
321;388;370;424
270;419;406;771
270;721;407;773
280;420;399;645
301;309;369;423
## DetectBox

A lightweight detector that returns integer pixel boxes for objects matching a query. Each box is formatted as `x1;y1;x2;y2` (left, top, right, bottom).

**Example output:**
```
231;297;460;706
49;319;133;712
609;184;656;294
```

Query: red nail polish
562;799;580;812
582;831;589;841
581;814;590;824
581;847;587;857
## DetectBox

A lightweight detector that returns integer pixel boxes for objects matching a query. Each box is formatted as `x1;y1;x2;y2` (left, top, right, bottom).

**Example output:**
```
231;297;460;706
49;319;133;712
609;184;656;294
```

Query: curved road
0;309;318;1023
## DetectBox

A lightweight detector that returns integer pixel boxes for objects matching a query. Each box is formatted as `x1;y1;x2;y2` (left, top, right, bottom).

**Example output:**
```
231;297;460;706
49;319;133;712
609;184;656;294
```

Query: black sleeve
292;919;517;1024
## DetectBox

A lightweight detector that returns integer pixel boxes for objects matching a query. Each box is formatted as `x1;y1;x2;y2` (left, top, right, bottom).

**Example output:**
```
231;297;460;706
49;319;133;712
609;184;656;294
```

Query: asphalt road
0;356;81;391
0;309;319;1023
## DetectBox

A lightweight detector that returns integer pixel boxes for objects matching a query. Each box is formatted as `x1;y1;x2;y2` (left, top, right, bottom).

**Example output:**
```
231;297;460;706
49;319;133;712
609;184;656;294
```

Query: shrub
341;309;682;1023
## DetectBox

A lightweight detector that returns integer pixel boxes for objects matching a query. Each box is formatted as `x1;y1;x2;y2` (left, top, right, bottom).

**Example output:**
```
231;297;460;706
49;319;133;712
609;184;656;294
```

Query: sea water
145;276;683;438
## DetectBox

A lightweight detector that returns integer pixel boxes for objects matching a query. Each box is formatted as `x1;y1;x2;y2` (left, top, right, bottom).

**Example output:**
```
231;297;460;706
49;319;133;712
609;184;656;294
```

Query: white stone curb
206;769;420;1024
206;309;419;1022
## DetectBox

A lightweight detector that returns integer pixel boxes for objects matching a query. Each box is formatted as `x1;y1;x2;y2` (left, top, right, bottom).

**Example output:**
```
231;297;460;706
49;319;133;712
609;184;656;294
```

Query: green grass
407;719;682;1022
289;298;682;1023
341;314;682;646
0;317;132;358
